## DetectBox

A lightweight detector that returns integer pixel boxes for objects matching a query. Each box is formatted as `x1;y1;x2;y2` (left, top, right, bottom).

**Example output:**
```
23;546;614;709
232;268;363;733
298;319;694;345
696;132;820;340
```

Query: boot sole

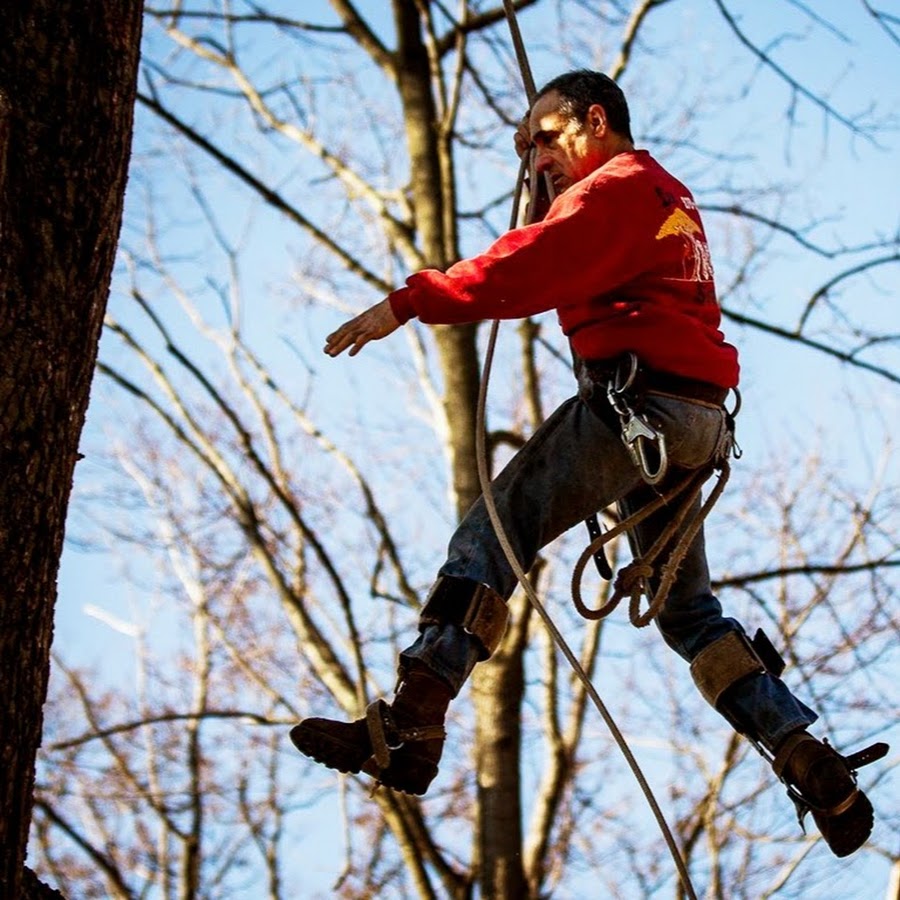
289;721;370;775
813;790;874;858
361;755;437;796
290;722;436;795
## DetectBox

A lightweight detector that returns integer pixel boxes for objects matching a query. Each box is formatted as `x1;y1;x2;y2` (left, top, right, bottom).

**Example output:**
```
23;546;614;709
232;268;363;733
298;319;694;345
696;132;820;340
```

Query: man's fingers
514;114;532;159
347;337;368;357
324;325;355;357
325;300;399;358
325;323;372;357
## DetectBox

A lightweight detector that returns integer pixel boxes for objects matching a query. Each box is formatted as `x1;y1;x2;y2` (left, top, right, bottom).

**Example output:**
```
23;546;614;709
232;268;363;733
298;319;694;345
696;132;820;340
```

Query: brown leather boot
773;731;882;857
290;664;453;795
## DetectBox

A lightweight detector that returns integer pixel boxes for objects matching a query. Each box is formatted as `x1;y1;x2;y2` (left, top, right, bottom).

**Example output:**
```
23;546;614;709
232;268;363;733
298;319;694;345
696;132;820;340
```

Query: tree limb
136;91;393;295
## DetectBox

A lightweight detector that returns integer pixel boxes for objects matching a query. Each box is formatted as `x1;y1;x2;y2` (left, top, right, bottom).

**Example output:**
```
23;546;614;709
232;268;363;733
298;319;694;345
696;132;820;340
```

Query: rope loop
571;461;731;629
615;560;654;595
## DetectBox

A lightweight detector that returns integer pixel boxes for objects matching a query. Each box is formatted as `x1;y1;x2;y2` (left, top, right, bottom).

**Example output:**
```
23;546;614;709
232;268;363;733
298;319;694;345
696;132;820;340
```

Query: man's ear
587;103;607;136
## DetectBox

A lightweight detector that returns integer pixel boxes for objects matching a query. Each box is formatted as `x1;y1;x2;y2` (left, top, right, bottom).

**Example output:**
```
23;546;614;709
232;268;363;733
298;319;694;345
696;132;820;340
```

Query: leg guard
419;576;509;660
690;629;889;857
689;628;784;731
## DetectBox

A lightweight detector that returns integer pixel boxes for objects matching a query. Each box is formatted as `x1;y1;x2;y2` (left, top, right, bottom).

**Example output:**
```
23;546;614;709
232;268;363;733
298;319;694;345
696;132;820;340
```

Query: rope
479;5;699;897
571;459;731;628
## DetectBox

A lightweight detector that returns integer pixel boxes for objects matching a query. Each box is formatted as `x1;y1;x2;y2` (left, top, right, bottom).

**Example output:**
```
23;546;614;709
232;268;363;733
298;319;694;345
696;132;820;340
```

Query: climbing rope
473;4;701;898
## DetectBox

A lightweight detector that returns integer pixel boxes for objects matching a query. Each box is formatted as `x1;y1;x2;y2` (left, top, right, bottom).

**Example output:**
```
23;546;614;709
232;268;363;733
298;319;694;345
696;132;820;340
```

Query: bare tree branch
797;251;900;330
721;306;900;385
136;90;394;295
33;801;133;900
144;7;347;33
714;556;900;590
712;0;879;139
49;710;292;751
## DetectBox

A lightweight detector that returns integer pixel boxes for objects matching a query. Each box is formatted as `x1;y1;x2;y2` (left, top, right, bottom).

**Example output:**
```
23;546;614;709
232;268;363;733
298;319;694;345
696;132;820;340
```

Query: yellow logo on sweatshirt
656;207;713;282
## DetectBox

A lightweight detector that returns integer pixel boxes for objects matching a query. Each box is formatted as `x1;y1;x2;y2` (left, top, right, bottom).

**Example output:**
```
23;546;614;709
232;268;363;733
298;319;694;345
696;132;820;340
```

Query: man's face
528;90;606;193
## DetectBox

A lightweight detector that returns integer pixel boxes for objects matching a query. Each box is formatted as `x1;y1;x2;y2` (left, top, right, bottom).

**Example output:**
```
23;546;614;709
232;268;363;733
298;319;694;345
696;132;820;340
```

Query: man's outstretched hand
324;298;401;357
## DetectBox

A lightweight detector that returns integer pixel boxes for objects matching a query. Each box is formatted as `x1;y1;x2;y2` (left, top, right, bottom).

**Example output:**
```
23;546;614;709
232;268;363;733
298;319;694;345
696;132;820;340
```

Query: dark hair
534;70;633;142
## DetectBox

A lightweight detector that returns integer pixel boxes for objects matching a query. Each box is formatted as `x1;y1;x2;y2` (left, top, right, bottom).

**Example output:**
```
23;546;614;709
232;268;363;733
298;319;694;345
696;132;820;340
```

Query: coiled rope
472;4;701;897
571;459;731;627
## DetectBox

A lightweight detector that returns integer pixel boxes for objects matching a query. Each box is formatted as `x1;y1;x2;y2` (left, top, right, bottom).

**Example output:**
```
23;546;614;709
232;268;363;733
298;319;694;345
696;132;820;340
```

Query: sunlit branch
123;294;370;706
433;0;542;57
145;22;422;267
329;0;394;72
721;307;900;385
136;91;393;295
99;319;360;709
797;252;900;330
713;0;877;139
234;339;419;607
610;0;676;81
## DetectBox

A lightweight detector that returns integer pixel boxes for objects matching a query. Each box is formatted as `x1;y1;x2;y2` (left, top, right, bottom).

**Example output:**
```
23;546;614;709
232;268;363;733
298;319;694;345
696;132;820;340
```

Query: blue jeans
401;382;816;750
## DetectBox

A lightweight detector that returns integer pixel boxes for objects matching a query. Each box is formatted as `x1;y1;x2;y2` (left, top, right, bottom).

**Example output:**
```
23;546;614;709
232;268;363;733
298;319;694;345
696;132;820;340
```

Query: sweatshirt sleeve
388;169;653;326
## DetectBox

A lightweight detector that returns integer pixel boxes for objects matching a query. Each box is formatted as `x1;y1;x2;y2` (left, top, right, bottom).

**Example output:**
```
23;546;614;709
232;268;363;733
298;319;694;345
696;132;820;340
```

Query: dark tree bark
0;3;143;897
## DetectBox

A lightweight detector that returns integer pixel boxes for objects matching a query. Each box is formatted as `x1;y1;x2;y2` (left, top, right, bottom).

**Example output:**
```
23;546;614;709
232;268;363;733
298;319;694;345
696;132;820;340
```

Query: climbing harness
569;351;741;626
572;392;739;628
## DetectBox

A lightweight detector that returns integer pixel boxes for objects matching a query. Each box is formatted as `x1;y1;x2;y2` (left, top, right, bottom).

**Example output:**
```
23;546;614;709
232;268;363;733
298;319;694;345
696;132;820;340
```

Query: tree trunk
392;1;483;521
392;9;526;894
472;648;527;899
0;3;143;896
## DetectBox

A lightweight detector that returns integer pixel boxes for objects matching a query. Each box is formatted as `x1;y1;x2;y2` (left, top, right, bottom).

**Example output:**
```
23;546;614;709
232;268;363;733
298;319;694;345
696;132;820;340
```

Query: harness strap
572;353;737;627
584;357;731;407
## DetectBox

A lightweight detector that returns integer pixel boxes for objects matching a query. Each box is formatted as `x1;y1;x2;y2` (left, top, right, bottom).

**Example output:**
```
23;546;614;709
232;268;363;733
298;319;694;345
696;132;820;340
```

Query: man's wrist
388;286;415;324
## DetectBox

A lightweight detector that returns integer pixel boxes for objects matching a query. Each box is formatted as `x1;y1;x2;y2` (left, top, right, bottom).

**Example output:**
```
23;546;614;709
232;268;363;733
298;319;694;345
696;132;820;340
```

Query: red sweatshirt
389;150;739;388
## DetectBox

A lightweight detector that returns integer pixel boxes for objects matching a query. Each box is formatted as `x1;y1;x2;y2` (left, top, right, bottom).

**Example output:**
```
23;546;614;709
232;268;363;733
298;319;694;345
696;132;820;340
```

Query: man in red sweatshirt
292;71;880;857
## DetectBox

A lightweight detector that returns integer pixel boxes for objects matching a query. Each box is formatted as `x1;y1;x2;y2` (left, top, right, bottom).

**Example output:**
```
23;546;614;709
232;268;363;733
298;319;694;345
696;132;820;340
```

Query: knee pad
419;576;509;660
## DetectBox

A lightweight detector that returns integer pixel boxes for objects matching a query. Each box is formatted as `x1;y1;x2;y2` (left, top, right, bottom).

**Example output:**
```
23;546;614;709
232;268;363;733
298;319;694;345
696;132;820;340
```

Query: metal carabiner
606;353;639;419
621;413;669;485
633;431;668;485
612;352;639;395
